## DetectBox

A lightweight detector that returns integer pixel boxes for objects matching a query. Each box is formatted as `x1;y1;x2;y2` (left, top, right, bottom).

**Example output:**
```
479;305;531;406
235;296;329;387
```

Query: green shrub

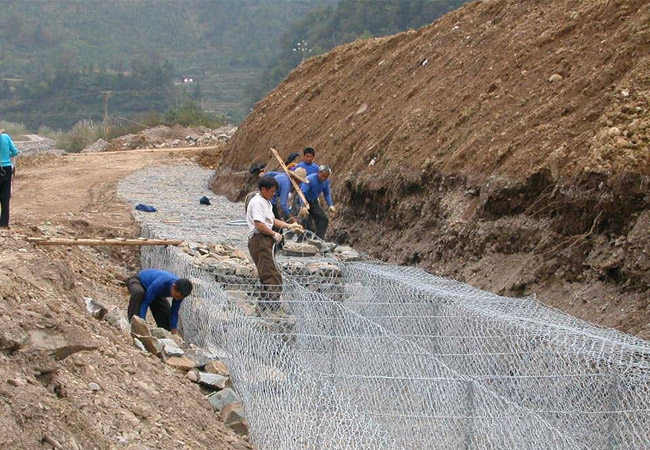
164;101;224;128
55;119;103;152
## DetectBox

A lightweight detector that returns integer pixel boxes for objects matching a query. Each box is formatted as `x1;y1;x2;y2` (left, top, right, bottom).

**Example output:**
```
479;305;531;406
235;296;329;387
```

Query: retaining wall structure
119;165;650;450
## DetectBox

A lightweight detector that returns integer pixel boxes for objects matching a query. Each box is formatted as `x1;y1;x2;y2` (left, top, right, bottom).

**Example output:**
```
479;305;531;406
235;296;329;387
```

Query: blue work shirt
295;161;319;175
137;269;182;330
271;173;294;217
300;173;333;206
0;133;19;167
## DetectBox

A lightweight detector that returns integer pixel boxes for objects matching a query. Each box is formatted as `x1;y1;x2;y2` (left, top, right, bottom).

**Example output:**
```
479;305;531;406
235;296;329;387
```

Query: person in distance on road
0;129;19;229
126;269;193;334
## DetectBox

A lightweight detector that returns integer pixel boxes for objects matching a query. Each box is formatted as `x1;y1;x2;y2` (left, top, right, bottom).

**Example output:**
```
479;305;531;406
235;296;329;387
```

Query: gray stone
134;335;164;357
150;327;171;339
160;338;184;357
283;242;319;257
198;372;229;389
105;308;130;333
134;339;147;352
206;388;239;411
549;73;563;82
221;402;248;435
84;297;107;319
184;347;217;368
88;382;101;392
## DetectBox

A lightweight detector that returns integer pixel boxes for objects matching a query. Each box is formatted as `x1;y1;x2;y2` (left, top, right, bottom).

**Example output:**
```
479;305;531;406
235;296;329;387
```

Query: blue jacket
137;269;182;330
295;161;319;175
300;173;333;206
271;173;294;217
0;133;19;167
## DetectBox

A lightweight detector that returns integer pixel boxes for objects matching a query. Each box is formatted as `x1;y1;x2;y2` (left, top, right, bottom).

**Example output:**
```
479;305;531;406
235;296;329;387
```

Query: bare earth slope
211;0;650;337
1;149;249;449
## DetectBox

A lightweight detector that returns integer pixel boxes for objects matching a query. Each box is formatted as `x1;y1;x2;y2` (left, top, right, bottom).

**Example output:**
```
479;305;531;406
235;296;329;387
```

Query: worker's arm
8;136;19;157
138;278;166;319
169;299;182;334
323;180;334;207
254;220;277;236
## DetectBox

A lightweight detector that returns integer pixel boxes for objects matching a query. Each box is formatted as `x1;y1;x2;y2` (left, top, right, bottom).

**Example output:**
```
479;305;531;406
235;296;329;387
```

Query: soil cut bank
209;0;650;338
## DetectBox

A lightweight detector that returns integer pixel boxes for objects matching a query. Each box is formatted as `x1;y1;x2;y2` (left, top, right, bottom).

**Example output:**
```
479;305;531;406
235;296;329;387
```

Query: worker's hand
329;206;336;214
272;232;283;244
298;206;309;218
287;223;304;233
170;329;178;335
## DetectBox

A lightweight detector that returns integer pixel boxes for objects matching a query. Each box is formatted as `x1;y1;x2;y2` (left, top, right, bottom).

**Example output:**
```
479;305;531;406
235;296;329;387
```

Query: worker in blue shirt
0;129;19;228
126;269;193;334
294;147;319;175
298;165;335;239
269;167;309;220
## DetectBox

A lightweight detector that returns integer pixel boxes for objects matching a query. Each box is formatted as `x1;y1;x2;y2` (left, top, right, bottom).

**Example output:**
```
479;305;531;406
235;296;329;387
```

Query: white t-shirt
246;193;275;234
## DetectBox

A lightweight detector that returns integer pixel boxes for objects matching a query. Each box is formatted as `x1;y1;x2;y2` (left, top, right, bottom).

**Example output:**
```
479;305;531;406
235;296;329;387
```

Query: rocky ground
209;0;650;338
1;149;250;449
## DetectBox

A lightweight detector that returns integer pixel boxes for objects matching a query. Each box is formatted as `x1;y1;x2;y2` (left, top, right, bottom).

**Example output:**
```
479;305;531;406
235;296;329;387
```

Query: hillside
210;0;650;337
0;0;336;122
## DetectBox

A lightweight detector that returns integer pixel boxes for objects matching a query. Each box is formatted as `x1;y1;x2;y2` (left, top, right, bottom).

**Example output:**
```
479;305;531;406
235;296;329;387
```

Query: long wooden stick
269;147;310;210
63;146;216;157
27;237;183;246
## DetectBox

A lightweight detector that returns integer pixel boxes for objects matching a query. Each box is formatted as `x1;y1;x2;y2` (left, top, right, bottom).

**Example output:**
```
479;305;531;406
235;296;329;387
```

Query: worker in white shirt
246;176;303;311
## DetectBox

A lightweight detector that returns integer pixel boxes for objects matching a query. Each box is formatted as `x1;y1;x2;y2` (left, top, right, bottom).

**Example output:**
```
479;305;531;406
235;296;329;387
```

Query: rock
134;339;147;352
105;308;130;333
130;316;151;337
186;369;199;383
84;297;108;319
88;382;101;392
81;138;109;153
235;264;257;278
0;329;28;351
621;89;630;97
184;347;216;368
549;73;563;82
198;372;229;390
607;127;622;137
160;338;184;357
206;388;239;411
282;242;319;257
355;103;368;115
7;377;25;387
205;360;229;377
150;328;171;339
133;335;164;358
221;402;248;436
166;356;197;371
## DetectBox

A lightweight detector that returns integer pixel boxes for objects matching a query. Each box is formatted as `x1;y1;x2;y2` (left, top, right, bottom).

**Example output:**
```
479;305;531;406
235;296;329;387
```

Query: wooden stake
27;237;183;246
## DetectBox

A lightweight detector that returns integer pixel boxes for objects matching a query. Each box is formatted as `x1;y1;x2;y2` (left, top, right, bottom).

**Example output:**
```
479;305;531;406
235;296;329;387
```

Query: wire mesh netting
120;166;650;449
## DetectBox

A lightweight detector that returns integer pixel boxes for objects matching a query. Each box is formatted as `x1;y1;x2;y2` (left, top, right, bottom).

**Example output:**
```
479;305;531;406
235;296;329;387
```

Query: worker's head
317;164;331;182
303;147;315;164
171;278;193;300
290;167;309;184
258;175;279;200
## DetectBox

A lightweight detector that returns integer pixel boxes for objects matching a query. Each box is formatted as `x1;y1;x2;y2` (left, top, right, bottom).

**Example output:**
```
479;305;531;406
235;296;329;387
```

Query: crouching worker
126;269;193;334
247;176;302;311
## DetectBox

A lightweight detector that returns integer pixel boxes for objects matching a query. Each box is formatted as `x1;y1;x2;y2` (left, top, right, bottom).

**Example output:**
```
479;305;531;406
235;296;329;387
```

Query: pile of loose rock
86;298;248;437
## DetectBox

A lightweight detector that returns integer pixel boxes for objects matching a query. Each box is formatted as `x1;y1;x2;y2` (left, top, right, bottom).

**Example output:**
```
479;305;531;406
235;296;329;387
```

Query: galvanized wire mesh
121;166;650;449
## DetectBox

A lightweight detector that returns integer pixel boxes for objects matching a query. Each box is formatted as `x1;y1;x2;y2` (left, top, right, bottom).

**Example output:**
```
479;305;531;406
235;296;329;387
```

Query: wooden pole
270;147;310;210
27;237;183;246
63;146;216;157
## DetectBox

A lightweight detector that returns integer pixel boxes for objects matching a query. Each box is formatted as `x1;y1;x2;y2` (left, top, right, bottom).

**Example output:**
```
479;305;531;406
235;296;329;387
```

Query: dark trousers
0;166;13;227
248;234;282;306
301;201;328;239
126;276;172;330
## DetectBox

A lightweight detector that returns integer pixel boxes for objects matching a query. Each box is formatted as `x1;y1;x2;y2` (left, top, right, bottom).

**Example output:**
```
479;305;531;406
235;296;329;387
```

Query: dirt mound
3;150;251;449
209;0;650;337
96;125;237;152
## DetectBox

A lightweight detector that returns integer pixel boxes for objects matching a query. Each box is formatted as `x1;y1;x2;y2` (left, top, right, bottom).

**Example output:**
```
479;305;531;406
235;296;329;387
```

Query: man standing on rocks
247;176;303;310
126;269;193;334
298;165;335;240
0;129;19;229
